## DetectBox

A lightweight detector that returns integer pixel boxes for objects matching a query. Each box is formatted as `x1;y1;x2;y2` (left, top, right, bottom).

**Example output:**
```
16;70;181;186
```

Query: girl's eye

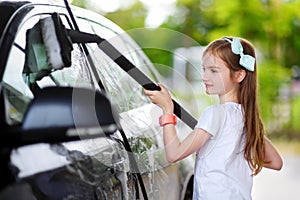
201;67;219;73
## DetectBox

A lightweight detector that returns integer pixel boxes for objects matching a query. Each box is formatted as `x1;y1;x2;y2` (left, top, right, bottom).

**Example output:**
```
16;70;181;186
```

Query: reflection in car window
89;47;149;112
77;17;160;113
45;45;94;89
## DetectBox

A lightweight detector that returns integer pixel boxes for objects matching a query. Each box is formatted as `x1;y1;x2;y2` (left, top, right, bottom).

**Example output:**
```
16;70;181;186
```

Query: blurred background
67;0;300;199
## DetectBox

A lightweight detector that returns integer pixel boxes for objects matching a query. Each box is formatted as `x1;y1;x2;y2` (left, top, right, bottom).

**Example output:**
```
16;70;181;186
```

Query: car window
71;11;193;153
75;16;157;112
72;13;174;170
2;15;40;124
2;13;98;124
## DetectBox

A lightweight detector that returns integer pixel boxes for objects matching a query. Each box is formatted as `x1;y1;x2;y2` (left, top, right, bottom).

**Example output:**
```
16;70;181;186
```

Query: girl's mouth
205;84;213;88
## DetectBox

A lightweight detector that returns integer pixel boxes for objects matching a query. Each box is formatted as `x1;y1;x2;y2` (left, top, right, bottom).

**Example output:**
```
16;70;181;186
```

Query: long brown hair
203;37;265;175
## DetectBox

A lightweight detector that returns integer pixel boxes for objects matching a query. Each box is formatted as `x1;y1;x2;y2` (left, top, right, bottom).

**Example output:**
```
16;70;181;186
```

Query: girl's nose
201;72;208;82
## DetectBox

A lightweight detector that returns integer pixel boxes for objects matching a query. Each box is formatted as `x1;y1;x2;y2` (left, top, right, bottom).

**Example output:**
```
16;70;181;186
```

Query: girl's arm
263;136;283;170
144;84;210;163
162;125;210;162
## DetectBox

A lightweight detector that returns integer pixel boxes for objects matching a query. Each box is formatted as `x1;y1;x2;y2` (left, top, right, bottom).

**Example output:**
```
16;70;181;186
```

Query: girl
144;36;283;199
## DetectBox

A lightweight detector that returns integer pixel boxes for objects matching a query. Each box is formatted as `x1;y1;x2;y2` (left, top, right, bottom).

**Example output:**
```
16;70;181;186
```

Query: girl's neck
219;89;239;104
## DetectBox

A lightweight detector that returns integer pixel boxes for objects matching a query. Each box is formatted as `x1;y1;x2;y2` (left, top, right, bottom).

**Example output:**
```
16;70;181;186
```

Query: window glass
2;13;97;124
74;16;170;169
3;16;39;124
76;17;159;113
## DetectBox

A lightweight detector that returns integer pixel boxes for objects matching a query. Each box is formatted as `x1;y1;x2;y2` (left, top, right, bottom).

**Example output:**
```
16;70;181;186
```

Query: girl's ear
235;69;246;83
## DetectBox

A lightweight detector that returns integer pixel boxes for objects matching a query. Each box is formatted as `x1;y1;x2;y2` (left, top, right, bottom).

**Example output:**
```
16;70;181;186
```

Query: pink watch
159;114;177;126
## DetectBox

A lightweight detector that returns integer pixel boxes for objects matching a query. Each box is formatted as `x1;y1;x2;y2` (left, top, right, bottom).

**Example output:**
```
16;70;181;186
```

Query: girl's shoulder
202;102;242;120
201;104;227;121
206;102;241;112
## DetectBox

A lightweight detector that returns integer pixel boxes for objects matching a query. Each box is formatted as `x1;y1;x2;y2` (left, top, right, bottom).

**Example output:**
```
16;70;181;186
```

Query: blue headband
223;37;255;72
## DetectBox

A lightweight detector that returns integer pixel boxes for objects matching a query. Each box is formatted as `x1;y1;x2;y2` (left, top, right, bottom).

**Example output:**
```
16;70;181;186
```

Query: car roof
0;1;30;38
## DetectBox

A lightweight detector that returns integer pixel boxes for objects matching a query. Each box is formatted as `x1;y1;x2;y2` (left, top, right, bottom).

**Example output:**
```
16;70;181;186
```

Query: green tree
105;2;147;30
71;0;86;9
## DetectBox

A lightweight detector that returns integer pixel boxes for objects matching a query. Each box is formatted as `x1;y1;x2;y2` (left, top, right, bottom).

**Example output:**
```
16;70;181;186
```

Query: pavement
252;155;300;199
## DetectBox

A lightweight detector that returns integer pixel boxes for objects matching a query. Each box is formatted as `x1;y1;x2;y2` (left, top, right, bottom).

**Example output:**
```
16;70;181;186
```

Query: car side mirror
17;87;120;146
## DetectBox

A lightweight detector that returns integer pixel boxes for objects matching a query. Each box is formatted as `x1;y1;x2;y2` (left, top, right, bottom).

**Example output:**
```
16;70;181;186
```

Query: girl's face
201;53;239;101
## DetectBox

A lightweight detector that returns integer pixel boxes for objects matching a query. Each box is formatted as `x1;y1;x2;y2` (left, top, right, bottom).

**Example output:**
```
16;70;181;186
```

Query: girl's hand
143;83;174;114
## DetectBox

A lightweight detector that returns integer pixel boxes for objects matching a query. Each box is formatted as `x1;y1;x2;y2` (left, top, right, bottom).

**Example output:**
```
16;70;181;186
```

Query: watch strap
159;114;177;126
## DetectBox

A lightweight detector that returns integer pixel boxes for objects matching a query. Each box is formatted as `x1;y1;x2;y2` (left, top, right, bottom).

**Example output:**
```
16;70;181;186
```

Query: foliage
104;2;147;30
291;97;300;132
164;0;300;69
257;60;291;123
129;137;154;154
71;0;86;8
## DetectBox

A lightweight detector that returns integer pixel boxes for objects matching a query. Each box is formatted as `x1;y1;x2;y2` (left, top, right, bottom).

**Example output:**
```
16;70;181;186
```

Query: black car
0;0;196;199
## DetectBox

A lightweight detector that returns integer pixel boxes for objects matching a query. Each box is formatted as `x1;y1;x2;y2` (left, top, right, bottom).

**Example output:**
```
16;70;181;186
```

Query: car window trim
0;2;33;82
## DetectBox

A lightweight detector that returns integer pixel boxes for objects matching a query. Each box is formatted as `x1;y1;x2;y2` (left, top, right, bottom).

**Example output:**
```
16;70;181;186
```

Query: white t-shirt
193;102;253;200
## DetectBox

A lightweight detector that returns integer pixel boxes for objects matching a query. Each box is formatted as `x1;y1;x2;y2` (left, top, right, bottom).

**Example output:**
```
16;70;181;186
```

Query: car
0;0;196;199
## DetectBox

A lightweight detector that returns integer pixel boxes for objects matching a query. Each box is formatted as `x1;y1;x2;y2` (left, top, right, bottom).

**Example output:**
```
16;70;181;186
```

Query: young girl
144;36;283;199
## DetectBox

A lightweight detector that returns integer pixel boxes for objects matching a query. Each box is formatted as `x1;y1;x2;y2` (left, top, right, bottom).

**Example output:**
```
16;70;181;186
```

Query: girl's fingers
143;88;155;96
143;83;172;108
144;83;165;96
157;83;167;91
